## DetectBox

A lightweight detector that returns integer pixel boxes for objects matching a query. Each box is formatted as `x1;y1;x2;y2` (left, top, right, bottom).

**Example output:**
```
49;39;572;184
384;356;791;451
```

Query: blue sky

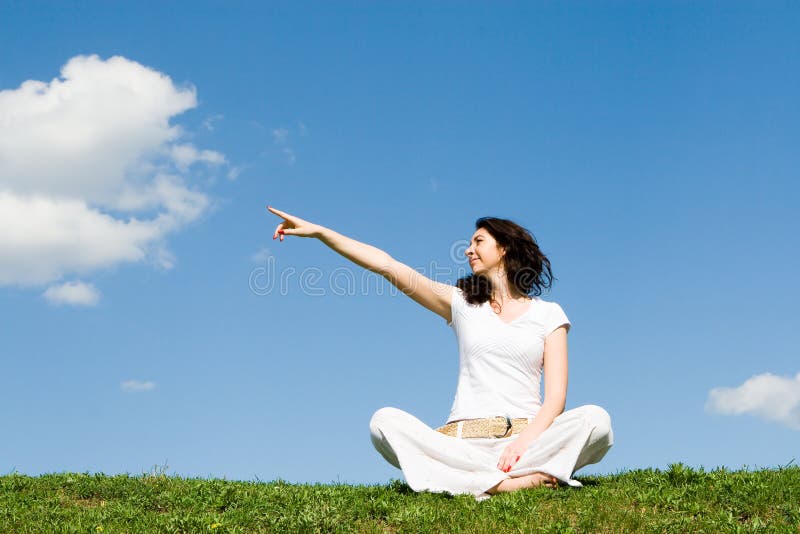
1;2;798;486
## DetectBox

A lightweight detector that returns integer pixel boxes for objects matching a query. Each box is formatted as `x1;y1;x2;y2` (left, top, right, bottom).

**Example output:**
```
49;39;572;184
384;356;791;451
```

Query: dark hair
456;217;554;305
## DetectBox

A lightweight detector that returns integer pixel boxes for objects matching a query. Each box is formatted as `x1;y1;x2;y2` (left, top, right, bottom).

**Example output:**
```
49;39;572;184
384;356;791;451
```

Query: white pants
369;405;614;502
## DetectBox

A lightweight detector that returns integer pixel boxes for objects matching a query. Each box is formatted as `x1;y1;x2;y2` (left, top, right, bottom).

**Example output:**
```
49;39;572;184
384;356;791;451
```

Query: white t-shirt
445;285;571;424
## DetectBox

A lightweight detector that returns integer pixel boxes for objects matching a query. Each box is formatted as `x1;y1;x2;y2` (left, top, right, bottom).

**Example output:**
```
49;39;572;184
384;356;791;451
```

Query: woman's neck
490;283;527;304
488;268;528;304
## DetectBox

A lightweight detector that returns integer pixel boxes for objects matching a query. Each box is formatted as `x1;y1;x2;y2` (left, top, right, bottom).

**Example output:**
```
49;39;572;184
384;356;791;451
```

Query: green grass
1;463;798;533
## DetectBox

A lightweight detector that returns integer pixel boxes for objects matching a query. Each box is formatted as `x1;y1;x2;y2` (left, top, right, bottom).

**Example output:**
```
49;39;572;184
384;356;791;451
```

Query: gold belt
435;415;530;439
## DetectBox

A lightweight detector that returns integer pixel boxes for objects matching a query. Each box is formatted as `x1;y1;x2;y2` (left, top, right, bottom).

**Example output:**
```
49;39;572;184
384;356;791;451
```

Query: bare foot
485;472;559;495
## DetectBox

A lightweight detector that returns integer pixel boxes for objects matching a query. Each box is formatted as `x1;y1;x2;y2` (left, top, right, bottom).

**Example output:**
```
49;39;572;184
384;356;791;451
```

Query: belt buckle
492;414;512;438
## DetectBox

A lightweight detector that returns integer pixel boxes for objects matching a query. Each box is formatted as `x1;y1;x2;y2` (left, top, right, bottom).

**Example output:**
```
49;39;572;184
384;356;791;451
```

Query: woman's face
465;228;505;274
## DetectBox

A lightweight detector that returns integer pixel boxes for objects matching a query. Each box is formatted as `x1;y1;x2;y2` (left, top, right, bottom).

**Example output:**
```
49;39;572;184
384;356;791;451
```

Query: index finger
266;206;292;220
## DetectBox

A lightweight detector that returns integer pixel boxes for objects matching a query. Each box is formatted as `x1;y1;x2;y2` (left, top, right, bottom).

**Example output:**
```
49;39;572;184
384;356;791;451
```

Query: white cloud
271;128;289;143
121;379;156;393
42;280;100;306
705;372;800;430
281;147;296;165
226;166;242;181
267;124;303;165
0;54;225;289
251;246;273;264
202;113;223;131
171;143;226;171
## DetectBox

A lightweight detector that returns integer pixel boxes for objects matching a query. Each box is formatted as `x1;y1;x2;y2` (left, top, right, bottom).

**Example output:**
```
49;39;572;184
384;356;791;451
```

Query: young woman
267;206;614;501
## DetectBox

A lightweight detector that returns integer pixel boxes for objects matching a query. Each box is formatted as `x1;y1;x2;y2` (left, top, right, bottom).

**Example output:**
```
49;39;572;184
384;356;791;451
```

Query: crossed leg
368;404;613;500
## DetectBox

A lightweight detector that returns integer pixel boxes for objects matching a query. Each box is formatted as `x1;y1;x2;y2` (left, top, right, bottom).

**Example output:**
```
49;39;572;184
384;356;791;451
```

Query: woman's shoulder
534;296;571;332
532;294;564;305
450;286;486;313
531;295;568;316
451;285;471;306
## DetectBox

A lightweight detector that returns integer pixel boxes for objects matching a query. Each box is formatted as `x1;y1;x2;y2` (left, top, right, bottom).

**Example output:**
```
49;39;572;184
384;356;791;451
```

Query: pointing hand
267;206;323;241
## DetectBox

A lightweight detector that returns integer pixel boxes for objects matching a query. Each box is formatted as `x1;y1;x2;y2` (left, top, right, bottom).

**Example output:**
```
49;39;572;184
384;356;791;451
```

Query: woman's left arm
496;326;568;472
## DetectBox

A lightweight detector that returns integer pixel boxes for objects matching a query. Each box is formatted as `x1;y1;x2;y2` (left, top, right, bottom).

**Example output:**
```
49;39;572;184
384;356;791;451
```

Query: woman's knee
369;406;404;436
579;405;613;440
368;407;404;469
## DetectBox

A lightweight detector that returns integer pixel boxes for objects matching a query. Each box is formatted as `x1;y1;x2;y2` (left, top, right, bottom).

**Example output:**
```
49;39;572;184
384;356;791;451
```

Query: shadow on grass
385;475;605;499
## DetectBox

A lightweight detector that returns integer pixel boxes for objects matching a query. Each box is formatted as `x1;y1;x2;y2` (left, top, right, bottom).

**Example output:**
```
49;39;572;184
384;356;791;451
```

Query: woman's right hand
267;206;324;241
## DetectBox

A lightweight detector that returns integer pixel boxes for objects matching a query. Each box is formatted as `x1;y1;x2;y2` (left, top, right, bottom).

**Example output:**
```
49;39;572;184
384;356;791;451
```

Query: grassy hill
1;463;798;532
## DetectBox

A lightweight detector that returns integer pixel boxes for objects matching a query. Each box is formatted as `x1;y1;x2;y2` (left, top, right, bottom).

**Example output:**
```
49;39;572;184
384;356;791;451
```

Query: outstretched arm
267;206;453;322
